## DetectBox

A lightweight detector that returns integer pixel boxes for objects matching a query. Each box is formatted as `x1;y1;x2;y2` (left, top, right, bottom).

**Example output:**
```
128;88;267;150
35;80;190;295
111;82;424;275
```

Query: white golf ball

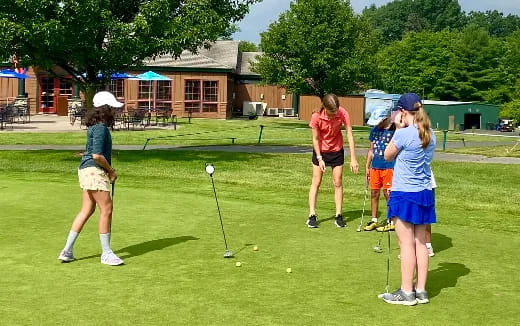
205;165;215;174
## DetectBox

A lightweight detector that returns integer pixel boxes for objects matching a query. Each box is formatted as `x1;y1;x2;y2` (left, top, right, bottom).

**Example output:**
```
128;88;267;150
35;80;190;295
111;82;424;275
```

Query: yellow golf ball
253;246;259;251
235;262;242;267
286;267;292;273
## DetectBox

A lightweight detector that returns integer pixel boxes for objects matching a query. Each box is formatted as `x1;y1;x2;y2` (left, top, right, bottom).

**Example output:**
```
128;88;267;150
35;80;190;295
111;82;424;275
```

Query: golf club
356;181;369;232
205;163;233;258
372;219;387;253
377;221;392;299
385;221;391;294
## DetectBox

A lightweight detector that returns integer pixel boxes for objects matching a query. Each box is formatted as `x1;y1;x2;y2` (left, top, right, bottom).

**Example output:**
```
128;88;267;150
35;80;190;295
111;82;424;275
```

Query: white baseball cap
93;91;124;108
367;107;390;126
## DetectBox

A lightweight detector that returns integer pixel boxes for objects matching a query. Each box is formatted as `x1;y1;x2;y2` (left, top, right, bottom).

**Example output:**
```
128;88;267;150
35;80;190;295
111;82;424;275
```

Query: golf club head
223;249;233;258
377;292;391;299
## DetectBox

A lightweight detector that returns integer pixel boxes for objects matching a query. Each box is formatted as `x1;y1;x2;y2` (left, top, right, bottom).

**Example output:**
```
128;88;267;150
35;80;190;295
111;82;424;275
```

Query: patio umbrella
0;69;31;104
131;71;171;110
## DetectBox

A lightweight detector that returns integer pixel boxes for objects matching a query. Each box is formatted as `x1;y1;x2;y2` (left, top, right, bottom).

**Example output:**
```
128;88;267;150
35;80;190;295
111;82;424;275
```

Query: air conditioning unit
243;101;266;116
283;108;295;117
267;108;279;116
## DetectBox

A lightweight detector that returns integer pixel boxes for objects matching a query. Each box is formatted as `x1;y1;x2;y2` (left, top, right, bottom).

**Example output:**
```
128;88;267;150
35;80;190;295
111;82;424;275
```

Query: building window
184;80;218;112
137;80;172;110
109;80;124;98
59;79;73;97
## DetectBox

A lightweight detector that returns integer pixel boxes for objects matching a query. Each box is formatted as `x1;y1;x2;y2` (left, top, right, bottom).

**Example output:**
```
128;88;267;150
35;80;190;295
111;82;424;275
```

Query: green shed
423;101;499;131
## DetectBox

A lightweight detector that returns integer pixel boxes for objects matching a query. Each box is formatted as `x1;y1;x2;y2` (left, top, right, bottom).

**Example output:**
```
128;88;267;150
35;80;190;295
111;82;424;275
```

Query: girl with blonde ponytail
379;93;437;306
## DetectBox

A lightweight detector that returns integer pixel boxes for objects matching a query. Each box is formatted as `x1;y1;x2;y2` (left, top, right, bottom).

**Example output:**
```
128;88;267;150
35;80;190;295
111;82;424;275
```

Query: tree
253;0;378;97
0;0;259;106
466;10;520;37
375;30;458;98
362;0;465;43
238;41;259;52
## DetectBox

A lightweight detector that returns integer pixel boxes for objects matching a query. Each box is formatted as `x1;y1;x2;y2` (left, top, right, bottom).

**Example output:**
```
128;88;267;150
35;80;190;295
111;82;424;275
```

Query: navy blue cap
396;93;422;111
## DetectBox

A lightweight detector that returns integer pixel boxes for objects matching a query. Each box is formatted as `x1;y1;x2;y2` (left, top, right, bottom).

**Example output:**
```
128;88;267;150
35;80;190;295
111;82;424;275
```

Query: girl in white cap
58;91;124;266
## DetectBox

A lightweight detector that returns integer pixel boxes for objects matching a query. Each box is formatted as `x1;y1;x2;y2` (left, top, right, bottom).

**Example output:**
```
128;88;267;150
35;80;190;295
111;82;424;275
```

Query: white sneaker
101;251;124;266
427;246;435;257
58;250;75;262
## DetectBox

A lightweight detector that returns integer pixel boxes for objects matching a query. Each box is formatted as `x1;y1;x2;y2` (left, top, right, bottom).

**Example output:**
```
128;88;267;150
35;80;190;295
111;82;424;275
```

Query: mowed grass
1;117;518;151
0;150;518;325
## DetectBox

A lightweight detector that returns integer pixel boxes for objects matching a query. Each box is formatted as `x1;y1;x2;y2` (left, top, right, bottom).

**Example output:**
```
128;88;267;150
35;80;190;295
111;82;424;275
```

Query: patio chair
127;108;147;130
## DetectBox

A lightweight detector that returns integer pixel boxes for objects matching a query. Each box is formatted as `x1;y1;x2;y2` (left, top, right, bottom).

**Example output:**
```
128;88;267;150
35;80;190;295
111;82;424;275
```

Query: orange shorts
369;168;393;190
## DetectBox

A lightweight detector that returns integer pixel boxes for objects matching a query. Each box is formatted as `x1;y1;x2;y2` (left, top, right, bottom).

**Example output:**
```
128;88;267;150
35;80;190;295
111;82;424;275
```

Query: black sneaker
334;214;346;228
306;215;318;228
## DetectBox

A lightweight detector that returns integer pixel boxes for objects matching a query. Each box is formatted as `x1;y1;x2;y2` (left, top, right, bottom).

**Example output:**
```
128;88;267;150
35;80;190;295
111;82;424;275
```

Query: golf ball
235;262;242;267
205;165;215;174
286;267;292;273
253;246;259;251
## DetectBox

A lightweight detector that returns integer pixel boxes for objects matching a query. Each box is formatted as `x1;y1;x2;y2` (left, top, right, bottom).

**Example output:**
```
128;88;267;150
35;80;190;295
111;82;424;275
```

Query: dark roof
237;52;262;76
143;40;240;71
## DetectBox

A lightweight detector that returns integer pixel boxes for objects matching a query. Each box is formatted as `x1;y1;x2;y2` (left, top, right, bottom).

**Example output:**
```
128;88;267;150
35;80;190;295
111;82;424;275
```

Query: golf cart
498;119;514;132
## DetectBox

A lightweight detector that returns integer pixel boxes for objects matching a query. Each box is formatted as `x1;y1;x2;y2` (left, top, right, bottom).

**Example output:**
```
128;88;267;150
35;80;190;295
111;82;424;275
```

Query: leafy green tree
362;0;465;43
500;100;520;124
253;0;378;97
375;30;458;98
238;41;259;52
0;0;259;105
466;10;520;37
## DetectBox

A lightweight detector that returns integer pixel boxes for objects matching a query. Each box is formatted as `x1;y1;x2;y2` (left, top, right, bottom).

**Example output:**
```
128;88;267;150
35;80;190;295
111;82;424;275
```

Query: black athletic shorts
312;148;344;167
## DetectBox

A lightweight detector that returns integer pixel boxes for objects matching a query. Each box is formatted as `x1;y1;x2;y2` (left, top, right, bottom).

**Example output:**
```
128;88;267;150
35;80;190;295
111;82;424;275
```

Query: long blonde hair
410;102;432;148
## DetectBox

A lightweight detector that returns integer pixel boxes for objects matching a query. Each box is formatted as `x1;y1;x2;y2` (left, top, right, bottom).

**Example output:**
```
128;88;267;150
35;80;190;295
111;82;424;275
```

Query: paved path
1;114;520;164
1;144;519;164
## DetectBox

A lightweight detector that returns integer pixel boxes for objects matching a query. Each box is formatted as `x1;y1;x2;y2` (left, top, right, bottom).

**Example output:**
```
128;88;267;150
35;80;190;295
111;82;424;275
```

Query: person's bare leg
414;224;429;291
59;190;96;259
425;224;432;243
71;190;96;232
370;189;380;218
90;190;113;234
331;165;344;216
308;165;323;216
394;218;415;293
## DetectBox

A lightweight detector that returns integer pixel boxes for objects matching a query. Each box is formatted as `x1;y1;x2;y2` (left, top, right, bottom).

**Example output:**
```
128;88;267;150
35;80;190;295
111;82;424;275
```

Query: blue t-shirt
369;127;395;169
79;123;112;170
391;125;436;192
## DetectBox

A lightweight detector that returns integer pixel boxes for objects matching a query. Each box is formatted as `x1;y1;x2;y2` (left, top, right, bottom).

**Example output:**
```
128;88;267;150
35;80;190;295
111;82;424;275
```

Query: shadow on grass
428;262;470;299
431;232;452;254
76;236;198;261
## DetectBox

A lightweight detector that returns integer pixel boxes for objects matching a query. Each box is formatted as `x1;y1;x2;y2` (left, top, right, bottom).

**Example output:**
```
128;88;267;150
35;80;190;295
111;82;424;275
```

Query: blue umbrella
131;71;171;110
0;69;31;79
0;69;32;103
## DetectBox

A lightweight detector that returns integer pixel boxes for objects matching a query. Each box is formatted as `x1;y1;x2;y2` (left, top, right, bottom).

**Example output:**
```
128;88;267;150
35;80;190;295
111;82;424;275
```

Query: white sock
99;233;112;254
371;217;378;223
63;230;79;253
426;242;432;249
402;289;414;296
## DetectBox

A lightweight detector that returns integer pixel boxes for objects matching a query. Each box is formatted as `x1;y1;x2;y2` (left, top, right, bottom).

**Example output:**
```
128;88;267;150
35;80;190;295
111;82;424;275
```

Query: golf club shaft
386;221;391;293
357;182;369;231
210;176;229;250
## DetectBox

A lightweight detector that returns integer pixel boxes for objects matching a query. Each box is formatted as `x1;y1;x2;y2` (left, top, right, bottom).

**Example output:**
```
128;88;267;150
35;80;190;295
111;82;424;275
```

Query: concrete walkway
1;114;519;164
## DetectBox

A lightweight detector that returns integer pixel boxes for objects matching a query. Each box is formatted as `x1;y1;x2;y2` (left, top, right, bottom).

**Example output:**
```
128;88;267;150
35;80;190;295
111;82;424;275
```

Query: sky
232;0;520;44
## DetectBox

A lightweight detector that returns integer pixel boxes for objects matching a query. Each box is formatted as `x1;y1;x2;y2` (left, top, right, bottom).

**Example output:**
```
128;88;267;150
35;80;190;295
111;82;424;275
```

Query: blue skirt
387;190;436;225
